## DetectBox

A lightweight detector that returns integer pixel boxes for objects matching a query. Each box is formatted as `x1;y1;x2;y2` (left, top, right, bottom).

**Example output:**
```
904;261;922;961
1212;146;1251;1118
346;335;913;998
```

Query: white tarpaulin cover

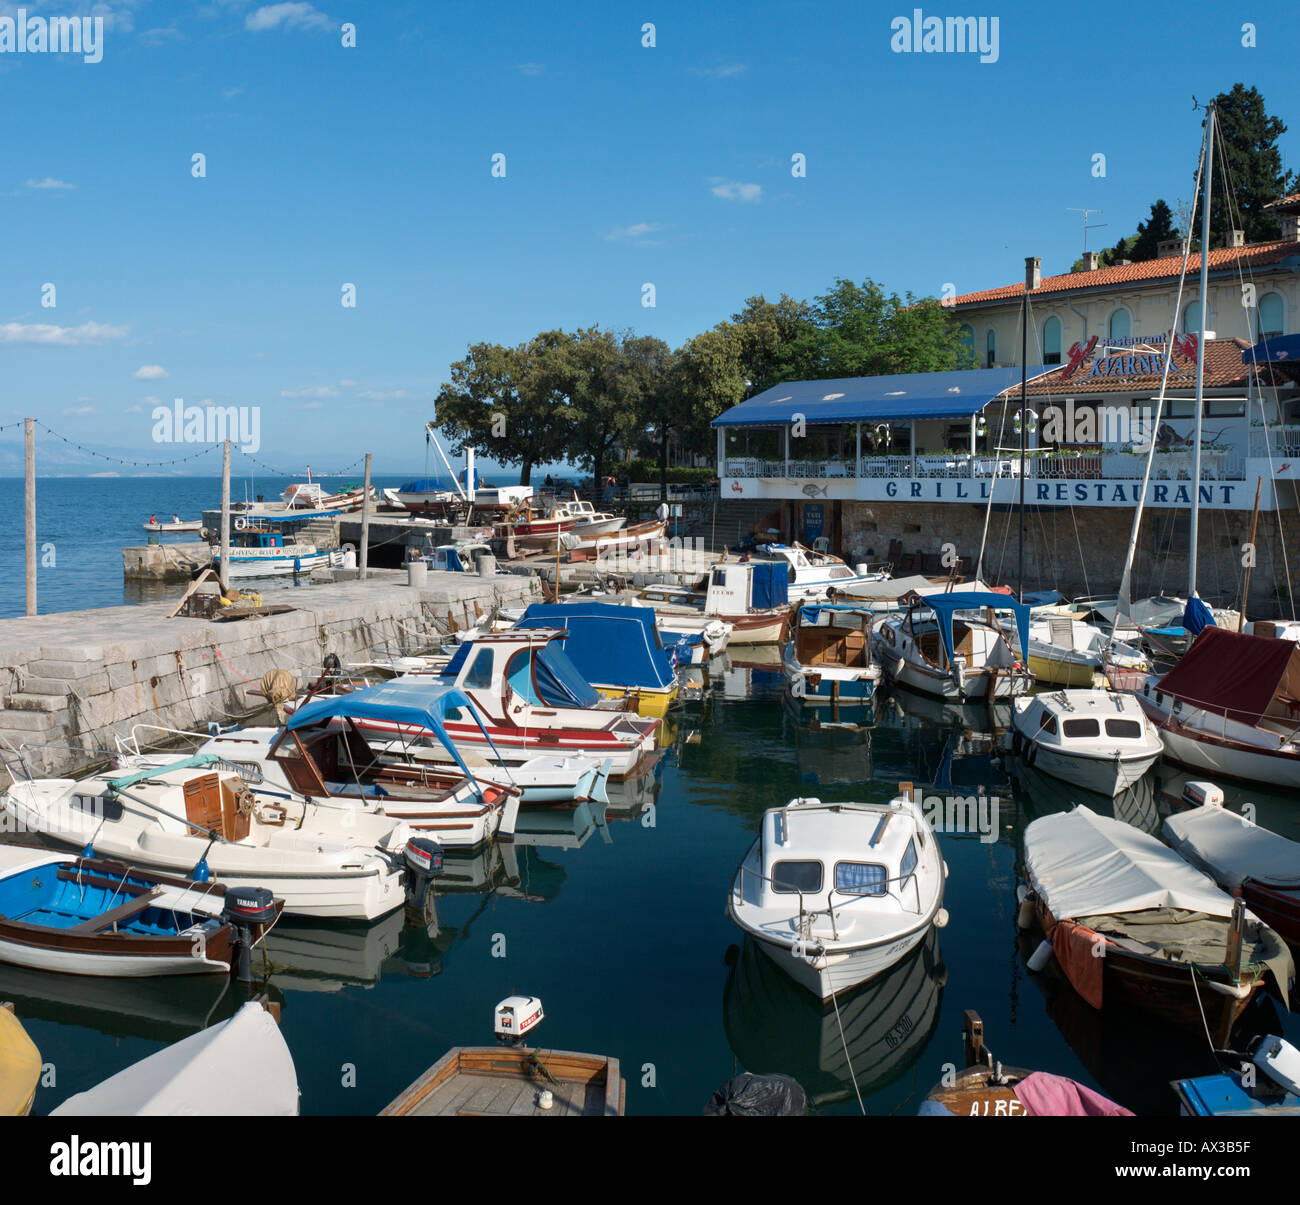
1164;805;1300;890
1025;806;1237;920
51;1002;299;1116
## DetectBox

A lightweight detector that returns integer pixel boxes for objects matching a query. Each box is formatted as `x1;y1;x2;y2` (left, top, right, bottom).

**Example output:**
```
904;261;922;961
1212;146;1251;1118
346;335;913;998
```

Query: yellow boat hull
0;1005;41;1116
1027;653;1100;689
593;683;678;719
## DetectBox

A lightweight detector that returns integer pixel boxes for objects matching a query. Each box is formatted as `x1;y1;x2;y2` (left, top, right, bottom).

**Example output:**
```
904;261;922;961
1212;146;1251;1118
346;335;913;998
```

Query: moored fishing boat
0;848;281;978
727;791;948;1000
1;757;411;921
213;512;345;579
781;603;881;706
1163;788;1300;945
638;560;792;645
873;591;1032;701
756;542;891;601
1008;689;1163;797
1021;613;1149;688
513;601;680;718
1136;626;1300;790
1022;806;1293;1039
142;515;204;534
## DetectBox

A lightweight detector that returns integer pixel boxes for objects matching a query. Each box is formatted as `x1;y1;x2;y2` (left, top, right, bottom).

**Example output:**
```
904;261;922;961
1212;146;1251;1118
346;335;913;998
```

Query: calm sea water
9;667;1299;1116
0;476;419;620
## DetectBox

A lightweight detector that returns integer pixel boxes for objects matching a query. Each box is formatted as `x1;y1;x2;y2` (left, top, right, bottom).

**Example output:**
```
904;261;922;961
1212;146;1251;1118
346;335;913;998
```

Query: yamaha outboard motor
404;837;445;913
222;886;277;982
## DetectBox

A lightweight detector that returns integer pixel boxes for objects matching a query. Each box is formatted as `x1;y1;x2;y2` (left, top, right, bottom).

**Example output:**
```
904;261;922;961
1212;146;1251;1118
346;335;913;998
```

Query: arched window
1259;292;1285;339
1108;308;1132;341
1042;316;1062;364
986;329;997;368
958;324;975;360
1183;300;1202;334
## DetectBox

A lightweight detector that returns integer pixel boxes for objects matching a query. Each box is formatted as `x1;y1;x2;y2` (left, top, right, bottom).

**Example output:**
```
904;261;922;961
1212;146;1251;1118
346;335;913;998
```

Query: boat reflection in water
604;748;665;821
885;683;1012;735
782;695;875;787
1007;757;1161;838
0;962;233;1043
723;929;945;1110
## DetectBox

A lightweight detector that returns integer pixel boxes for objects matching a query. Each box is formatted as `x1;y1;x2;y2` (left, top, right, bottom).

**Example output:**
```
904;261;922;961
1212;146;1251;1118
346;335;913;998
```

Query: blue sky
1;0;1296;475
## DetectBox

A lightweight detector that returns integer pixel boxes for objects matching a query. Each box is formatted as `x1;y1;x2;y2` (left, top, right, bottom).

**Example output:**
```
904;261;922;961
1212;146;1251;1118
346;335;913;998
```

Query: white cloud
357;389;408;400
245;3;330;32
133;364;168;379
689;63;747;79
26;177;75;190
280;385;339;398
603;221;664;244
515;62;543;76
140;26;184;45
338;378;358;387
68;405;96;416
709;178;762;203
0;321;128;346
302;401;325;409
124;404;143;413
223;86;246;99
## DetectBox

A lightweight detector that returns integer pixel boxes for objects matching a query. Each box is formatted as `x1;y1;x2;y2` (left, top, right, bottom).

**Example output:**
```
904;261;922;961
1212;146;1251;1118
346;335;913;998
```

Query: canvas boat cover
51;1003;299;1116
1164;805;1300;890
746;561;790;610
517;602;675;691
1025;806;1236;920
914;590;1030;664
1155;626;1300;725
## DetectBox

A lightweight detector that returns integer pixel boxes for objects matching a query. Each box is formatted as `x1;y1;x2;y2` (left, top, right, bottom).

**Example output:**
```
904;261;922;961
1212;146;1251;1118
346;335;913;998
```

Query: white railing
1249;426;1300;459
725;450;1244;482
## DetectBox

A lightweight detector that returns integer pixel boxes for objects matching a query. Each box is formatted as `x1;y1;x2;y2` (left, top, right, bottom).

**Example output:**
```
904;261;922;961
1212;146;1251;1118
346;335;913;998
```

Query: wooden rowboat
381;1047;624;1116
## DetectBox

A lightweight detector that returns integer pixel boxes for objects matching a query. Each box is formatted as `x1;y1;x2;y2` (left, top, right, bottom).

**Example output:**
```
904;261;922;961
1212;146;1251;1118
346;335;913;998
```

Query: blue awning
910;590;1030;663
1244;334;1300;364
286;678;502;795
711;367;1052;428
516;603;676;691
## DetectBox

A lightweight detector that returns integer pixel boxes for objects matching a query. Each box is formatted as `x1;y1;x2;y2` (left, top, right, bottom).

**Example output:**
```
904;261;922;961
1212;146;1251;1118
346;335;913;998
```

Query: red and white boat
285;631;661;779
1136;627;1300;790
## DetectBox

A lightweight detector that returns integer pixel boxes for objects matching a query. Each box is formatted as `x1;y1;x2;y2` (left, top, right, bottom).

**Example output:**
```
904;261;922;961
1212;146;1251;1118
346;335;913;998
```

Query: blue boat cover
711;367;1052;428
286;679;503;793
751;562;790;610
913;591;1031;663
398;476;457;494
516;603;675;691
1182;595;1216;636
1243;334;1300;365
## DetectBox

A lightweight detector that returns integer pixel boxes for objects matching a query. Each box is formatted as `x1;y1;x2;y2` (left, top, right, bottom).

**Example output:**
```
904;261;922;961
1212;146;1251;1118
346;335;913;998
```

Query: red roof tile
952;240;1299;308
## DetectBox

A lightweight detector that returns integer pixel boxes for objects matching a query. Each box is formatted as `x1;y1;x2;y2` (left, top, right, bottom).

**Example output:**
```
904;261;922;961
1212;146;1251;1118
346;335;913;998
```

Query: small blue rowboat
0;851;281;978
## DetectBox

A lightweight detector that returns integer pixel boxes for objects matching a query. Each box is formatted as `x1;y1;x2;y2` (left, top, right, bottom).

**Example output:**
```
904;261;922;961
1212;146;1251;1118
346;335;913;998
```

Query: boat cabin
791;605;872;670
703;561;791;616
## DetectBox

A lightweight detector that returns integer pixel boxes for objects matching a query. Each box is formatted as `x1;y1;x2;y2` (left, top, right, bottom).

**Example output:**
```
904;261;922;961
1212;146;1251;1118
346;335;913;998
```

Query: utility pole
359;452;372;580
25;418;36;616
220;440;232;594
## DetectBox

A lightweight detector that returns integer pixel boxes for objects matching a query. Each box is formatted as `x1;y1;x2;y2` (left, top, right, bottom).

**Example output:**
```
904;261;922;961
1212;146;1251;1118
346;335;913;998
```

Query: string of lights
233;448;368;478
34;421;224;468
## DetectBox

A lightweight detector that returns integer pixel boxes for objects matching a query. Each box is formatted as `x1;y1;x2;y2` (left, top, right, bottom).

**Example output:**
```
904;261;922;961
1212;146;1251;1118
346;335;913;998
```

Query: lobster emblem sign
1060;335;1098;380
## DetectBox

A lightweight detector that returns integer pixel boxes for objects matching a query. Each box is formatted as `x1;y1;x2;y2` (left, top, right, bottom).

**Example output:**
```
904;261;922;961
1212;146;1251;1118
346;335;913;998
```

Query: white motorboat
873;590;1032;701
727;793;948;1000
1136;626;1300;790
143;516;204;534
214;513;345;579
1;757;411;921
781;603;881;706
1018;614;1150;688
638;560;792;645
51;1000;299;1116
1009;690;1163;797
755;543;890;601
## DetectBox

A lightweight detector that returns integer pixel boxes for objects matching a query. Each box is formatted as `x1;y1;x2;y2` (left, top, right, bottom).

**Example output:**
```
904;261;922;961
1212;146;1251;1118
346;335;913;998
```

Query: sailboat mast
1188;102;1215;597
1018;261;1029;602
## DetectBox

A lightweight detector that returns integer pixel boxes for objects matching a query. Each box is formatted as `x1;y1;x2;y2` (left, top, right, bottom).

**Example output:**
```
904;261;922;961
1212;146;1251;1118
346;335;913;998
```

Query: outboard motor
322;652;342;681
222;886;277;982
404;837;445;912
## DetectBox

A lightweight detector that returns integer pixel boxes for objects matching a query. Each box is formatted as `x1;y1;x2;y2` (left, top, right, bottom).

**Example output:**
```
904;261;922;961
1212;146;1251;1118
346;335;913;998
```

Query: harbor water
9;663;1299;1116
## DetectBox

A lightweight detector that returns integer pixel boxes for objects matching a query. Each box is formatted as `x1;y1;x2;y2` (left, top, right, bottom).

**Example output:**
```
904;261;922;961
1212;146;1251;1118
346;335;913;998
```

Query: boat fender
934;908;949;929
1026;938;1054;973
1016;893;1037;931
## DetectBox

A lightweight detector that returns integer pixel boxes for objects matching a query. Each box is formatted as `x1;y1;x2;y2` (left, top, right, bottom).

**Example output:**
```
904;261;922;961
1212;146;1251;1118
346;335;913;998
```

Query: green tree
1203;84;1295;245
1129;199;1180;261
565;327;672;497
724;295;816;391
662;329;748;493
433;332;575;486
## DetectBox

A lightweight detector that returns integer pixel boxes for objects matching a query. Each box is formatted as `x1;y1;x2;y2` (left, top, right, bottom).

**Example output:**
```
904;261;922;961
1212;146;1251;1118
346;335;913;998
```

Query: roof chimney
1081;251;1099;272
1157;238;1182;259
1025;256;1041;291
1229;229;1246;248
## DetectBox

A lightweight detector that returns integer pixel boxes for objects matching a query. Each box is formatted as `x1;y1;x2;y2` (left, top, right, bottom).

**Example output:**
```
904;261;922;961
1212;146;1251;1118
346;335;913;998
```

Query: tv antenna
1067;207;1107;253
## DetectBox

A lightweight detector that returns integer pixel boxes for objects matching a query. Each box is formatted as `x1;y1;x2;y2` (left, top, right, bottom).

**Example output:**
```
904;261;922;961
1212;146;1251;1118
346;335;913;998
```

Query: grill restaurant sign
724;475;1265;509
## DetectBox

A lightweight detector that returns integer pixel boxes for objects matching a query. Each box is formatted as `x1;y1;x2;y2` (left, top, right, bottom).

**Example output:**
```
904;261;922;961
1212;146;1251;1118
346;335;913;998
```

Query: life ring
234;516;248;531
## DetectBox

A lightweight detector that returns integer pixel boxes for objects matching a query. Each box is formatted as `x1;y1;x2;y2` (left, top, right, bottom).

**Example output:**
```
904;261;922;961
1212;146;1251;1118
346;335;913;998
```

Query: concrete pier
0;572;539;781
122;541;209;581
